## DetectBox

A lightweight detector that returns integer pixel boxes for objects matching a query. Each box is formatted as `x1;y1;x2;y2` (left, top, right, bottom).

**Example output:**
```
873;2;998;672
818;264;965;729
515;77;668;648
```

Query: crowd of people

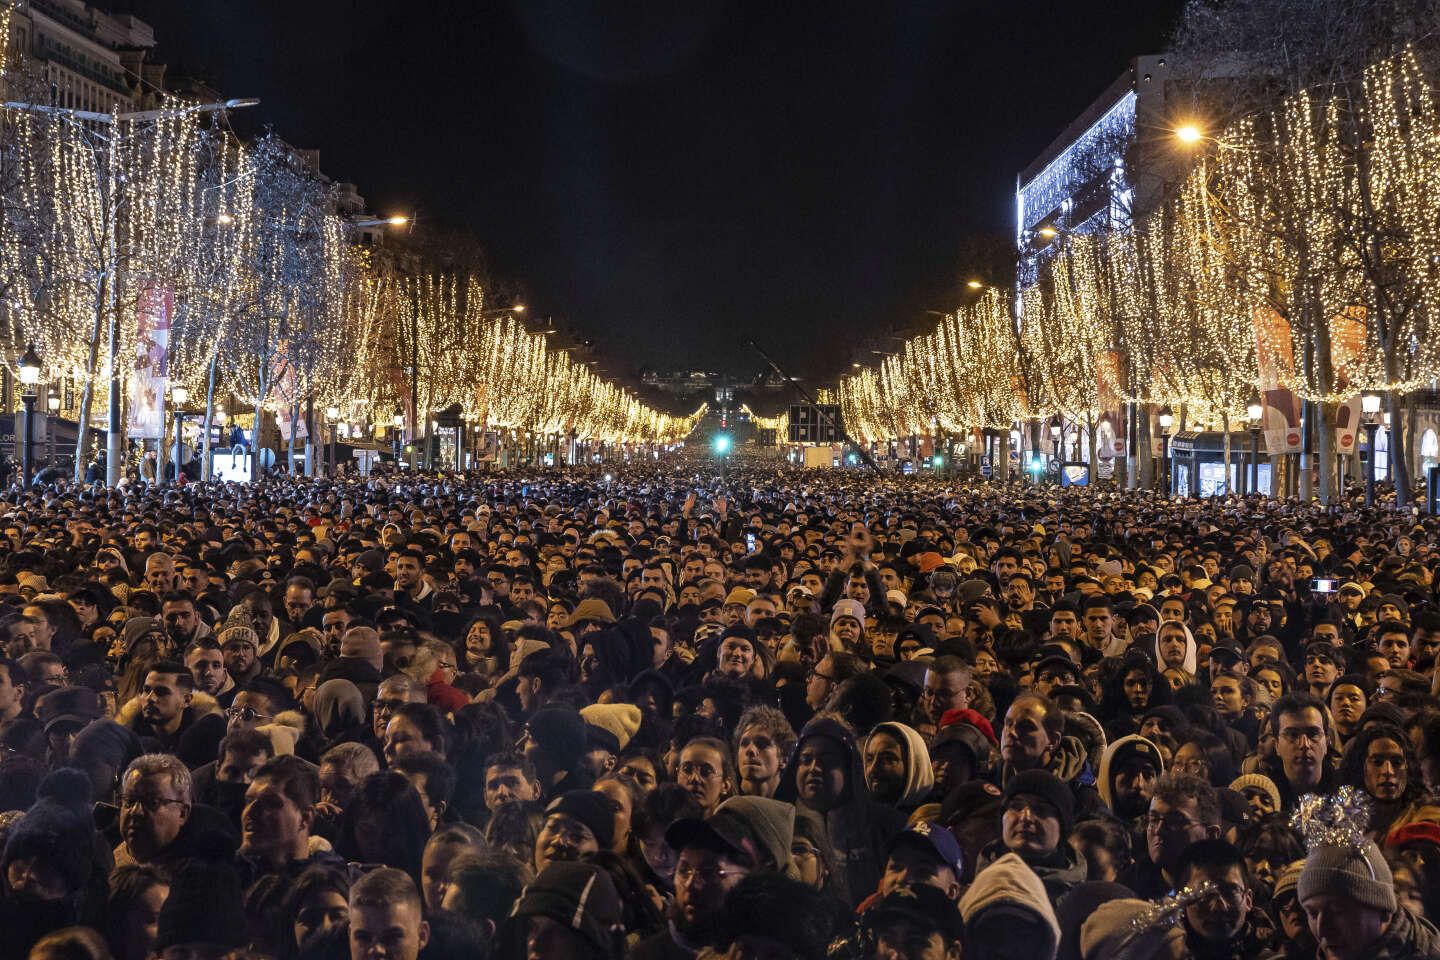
0;460;1438;960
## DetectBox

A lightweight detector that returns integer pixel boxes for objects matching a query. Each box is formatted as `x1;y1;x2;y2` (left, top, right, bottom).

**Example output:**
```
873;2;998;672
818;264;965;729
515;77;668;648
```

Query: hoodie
1096;734;1165;819
1154;622;1198;676
865;722;934;809
959;852;1061;959
775;717;906;904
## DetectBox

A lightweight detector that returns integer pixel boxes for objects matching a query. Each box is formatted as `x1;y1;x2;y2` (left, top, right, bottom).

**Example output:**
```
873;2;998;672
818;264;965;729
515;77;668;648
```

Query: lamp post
1363;391;1382;507
16;344;41;487
1247;393;1263;497
168;385;189;484
1158;405;1175;496
325;405;340;477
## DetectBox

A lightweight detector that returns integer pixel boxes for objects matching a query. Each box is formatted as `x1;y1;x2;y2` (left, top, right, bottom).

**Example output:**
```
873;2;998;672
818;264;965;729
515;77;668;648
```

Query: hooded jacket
1154;622;1198;676
865;721;934;809
1096;734;1165;818
976;836;1089;906
958;852;1061;958
775;717;906;904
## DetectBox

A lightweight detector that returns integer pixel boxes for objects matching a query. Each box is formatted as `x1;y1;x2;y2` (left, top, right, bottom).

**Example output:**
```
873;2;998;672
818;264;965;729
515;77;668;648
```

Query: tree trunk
201;355;217;481
1389;390;1411;509
1222;412;1232;495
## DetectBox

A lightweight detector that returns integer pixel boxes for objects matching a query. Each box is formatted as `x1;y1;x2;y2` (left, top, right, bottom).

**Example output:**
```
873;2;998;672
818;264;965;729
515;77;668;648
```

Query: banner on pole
1335;394;1363;456
127;283;172;439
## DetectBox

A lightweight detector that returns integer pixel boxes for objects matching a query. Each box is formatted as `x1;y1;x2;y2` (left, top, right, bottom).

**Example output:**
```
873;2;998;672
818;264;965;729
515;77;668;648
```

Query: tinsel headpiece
1121;881;1219;946
1290;785;1376;879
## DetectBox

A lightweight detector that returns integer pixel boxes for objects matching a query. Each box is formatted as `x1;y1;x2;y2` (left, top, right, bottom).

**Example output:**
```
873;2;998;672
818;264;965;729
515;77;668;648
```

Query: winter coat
775;717;907;905
977;837;1089;906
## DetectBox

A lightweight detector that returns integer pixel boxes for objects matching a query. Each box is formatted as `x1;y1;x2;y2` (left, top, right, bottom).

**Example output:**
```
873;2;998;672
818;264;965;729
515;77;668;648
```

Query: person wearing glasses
1119;772;1222;899
114;754;195;867
1261;692;1340;810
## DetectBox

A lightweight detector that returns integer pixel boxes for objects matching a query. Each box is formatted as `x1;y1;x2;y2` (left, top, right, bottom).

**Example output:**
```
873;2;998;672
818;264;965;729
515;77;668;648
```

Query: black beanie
155;861;249;950
1003;769;1075;835
527;708;587;772
2;767;95;896
509;861;622;955
545;791;616;852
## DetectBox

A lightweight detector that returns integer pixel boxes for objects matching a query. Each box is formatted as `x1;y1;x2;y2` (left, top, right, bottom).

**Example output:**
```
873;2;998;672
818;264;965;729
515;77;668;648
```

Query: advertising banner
127;283;172;439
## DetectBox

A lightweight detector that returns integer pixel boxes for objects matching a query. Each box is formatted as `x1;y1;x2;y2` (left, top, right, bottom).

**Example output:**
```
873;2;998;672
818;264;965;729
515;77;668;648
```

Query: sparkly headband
1121;881;1219;949
1291;785;1376;879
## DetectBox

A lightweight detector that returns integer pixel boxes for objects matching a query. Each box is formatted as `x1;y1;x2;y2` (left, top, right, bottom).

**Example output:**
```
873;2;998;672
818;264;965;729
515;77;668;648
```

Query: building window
1422;429;1438;476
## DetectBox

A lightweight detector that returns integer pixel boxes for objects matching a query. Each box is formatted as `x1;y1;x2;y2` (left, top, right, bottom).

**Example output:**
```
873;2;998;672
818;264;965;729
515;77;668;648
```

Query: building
1015;54;1183;285
5;0;165;113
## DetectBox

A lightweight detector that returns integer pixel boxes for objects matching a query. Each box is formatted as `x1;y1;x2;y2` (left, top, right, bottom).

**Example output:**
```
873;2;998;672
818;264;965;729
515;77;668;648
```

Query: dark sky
128;0;1185;383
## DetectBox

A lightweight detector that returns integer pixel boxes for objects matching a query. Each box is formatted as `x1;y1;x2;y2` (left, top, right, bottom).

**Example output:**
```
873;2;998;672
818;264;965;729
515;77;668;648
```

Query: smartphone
1311;578;1337;594
745;532;757;552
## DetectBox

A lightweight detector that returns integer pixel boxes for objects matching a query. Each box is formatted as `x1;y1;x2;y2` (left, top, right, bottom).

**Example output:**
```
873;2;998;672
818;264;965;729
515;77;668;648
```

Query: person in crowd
0;462;1437;960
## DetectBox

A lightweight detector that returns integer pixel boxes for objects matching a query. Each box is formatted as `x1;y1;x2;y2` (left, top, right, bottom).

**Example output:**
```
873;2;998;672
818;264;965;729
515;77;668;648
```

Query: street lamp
16;344;41;486
392;407;404;463
169;385;189;484
1175;124;1204;145
1247;391;1264;496
1362;391;1383;507
1158;405;1175;495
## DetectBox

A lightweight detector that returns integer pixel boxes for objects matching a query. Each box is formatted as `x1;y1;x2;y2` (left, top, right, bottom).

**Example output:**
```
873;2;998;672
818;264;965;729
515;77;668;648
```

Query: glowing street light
1175;124;1204;145
713;433;731;455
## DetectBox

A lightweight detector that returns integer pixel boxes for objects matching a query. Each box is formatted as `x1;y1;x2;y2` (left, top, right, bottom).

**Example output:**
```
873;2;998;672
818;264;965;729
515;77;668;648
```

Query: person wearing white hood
1154;620;1198;679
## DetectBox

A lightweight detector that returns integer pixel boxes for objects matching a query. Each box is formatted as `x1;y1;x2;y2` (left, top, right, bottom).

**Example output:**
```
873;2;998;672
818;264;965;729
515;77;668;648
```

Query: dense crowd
0;461;1438;960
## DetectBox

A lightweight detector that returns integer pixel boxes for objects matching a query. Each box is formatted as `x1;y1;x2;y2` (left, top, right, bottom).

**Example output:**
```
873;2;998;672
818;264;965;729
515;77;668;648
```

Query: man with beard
1097;735;1164;824
123;661;225;770
184;638;237;709
1179;839;1278;960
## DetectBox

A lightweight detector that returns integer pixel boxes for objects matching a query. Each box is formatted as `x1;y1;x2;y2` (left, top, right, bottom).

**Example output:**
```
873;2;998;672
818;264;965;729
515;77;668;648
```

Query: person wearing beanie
68;719;143;804
830;598;866;649
580;702;642;752
522;708;592;799
667;795;796;880
1297;834;1440;960
1269;860;1318;960
862;721;934;810
534;791;616;873
1097;734;1164;822
978;768;1086;905
2;767;97;903
959;851;1061;960
1229;772;1282;819
502;861;623;960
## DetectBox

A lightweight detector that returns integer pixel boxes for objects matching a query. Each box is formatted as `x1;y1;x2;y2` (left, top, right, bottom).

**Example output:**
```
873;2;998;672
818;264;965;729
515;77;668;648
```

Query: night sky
128;0;1185;383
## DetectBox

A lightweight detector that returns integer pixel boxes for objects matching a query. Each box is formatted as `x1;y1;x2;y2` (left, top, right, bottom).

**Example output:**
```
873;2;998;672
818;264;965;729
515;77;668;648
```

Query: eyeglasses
675;862;744;886
806;668;836;684
121;794;187;814
1143;812;1204;832
1278;727;1325;745
226;706;271;724
373;698;406;714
